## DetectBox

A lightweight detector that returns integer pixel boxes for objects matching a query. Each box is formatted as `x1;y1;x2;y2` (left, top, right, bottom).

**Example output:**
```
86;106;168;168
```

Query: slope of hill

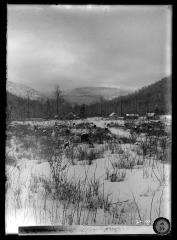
6;81;47;102
120;76;171;110
86;76;171;116
63;87;131;105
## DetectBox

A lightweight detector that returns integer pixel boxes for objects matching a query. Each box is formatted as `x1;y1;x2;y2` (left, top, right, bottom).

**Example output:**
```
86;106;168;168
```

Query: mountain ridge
6;81;47;102
62;86;131;105
7;81;131;105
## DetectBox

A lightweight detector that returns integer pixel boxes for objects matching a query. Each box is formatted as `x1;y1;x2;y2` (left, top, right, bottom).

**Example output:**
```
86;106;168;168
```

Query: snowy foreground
6;117;171;234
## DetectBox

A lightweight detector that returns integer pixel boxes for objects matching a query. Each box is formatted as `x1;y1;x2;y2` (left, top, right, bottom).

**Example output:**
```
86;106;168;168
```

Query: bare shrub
105;159;127;182
118;136;136;144
72;146;104;165
113;152;136;170
108;140;123;154
6;155;17;167
21;136;37;150
109;122;122;128
158;136;171;163
110;170;126;182
129;131;138;144
136;157;144;165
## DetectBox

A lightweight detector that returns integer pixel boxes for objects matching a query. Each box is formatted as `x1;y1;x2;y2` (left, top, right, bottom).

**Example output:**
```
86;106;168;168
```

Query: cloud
7;5;171;93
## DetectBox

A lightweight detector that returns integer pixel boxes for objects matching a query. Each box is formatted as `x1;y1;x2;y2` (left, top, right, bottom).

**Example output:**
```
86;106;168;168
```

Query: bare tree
120;98;123;116
54;85;63;119
6;105;11;126
27;91;30;119
100;96;104;117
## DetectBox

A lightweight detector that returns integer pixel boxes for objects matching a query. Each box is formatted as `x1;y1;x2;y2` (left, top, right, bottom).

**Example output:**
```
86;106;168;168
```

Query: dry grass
65;144;105;165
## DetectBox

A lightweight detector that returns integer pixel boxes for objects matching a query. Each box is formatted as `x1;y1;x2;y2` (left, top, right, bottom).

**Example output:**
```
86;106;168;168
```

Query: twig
110;199;129;205
158;188;164;218
150;190;156;224
131;190;142;222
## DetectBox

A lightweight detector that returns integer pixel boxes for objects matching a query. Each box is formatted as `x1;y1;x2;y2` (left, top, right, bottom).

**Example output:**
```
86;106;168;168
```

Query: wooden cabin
125;113;139;120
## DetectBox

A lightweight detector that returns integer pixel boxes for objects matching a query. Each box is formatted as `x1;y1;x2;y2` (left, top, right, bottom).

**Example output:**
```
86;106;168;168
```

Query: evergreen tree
45;99;52;119
154;104;160;115
80;104;86;119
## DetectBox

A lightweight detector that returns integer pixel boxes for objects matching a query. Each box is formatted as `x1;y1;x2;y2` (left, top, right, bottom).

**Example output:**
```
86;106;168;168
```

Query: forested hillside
84;76;171;117
6;92;73;121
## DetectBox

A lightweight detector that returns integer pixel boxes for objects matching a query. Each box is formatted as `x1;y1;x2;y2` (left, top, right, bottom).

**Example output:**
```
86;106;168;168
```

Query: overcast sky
7;5;171;94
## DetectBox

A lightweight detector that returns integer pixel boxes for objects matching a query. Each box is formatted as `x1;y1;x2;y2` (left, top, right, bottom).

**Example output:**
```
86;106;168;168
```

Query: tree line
6;76;171;122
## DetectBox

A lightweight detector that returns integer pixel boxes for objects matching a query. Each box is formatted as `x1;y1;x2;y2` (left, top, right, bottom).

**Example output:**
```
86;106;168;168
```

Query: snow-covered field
5;117;171;234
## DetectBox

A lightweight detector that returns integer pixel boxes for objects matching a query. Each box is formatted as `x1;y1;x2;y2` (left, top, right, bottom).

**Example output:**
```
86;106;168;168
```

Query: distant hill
6;81;131;105
86;76;171;116
6;81;47;102
120;76;171;114
63;87;131;105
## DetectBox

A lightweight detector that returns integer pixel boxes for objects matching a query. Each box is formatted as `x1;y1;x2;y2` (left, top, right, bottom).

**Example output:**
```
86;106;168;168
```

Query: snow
6;117;171;233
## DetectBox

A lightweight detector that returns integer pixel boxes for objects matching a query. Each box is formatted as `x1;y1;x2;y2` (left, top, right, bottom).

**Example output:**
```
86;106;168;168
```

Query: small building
109;112;118;119
65;112;78;120
117;117;124;120
54;115;59;120
146;112;159;120
125;114;139;120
